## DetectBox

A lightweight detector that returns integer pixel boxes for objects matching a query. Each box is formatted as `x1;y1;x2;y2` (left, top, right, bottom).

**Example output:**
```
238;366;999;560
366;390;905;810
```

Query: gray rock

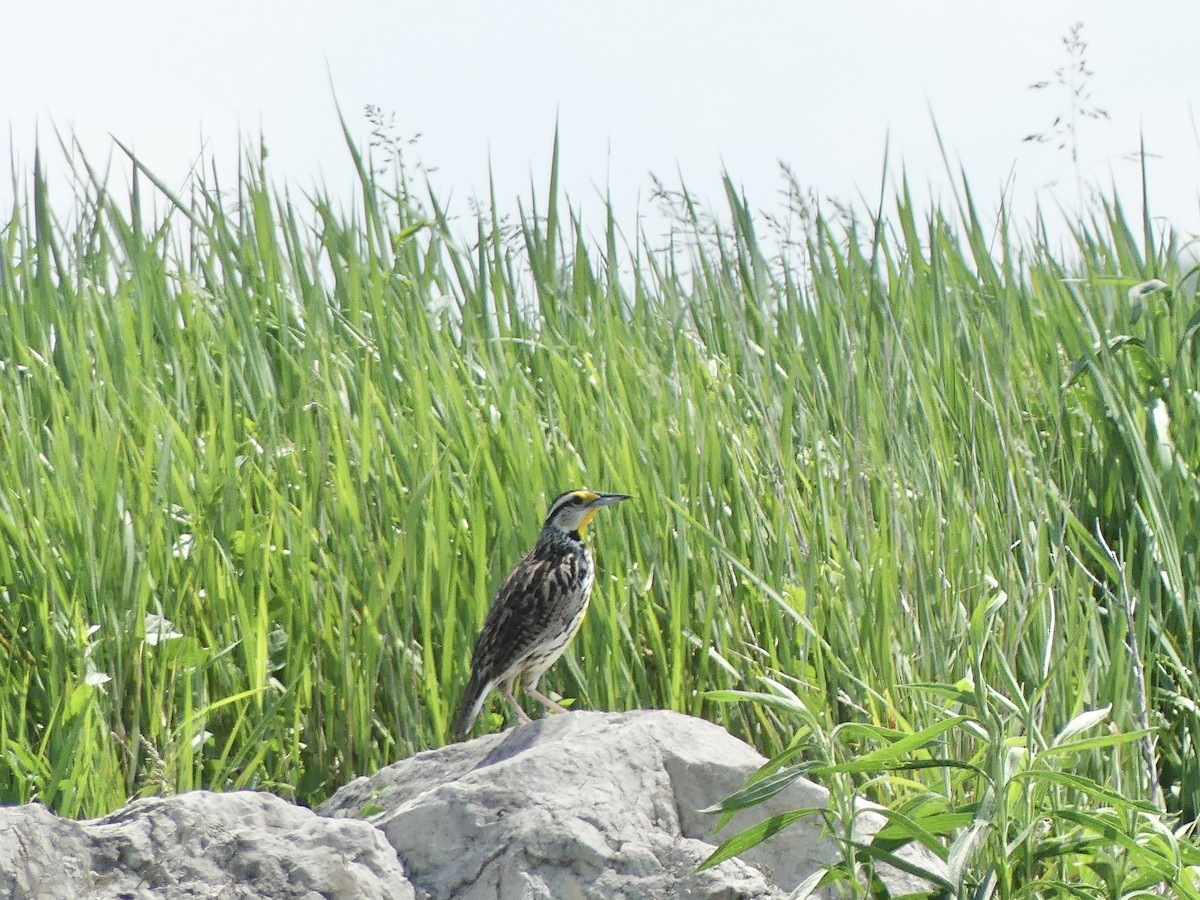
0;790;413;900
0;711;947;899
321;709;947;899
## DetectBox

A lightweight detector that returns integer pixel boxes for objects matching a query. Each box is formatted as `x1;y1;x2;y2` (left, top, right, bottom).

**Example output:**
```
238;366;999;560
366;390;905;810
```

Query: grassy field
2;128;1199;894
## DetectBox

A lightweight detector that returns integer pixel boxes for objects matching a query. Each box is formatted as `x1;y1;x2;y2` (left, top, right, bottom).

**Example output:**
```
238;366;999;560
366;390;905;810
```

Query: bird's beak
590;493;633;508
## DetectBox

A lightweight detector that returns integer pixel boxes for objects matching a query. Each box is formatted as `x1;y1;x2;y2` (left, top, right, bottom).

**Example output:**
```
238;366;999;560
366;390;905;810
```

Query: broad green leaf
697;809;825;872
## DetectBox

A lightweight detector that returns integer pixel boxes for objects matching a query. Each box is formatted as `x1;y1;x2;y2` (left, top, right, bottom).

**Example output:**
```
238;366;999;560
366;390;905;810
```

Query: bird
452;488;631;738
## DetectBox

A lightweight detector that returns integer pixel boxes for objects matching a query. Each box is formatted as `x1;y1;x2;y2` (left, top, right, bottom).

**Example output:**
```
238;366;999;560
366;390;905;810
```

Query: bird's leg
498;680;533;724
524;685;570;715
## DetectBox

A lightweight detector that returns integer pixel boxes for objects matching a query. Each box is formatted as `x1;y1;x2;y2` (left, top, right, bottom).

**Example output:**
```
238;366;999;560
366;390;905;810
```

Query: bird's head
543;489;632;536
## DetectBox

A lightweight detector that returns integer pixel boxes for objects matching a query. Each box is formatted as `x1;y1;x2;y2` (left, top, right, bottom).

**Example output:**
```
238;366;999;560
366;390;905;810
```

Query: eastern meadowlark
452;488;631;737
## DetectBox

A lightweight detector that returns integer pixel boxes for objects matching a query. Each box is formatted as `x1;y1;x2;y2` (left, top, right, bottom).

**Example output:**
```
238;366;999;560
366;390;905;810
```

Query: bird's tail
452;672;491;739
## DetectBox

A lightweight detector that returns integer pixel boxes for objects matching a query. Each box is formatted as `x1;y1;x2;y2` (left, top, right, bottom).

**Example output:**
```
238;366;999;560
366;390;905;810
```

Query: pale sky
6;1;1199;251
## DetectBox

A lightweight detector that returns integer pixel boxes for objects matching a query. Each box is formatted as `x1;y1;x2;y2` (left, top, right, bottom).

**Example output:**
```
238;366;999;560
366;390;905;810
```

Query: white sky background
5;1;1200;256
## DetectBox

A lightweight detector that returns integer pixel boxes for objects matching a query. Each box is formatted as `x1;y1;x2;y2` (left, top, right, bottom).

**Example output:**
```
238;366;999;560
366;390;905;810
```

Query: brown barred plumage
452;489;631;738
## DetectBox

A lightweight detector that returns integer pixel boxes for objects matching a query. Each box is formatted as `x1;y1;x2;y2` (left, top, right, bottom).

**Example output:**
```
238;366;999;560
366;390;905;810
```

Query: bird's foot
500;684;534;724
525;686;570;715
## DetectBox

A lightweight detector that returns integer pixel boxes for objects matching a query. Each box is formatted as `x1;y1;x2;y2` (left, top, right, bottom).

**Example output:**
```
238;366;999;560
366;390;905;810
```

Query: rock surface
0;789;413;899
322;709;945;899
0;711;946;899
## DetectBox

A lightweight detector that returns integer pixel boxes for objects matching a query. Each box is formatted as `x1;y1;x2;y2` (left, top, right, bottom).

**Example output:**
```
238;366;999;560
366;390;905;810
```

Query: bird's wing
470;545;586;681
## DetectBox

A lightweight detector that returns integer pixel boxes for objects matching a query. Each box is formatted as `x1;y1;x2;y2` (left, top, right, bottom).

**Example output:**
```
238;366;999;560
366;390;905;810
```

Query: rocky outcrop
0;789;412;899
0;710;946;899
321;710;944;898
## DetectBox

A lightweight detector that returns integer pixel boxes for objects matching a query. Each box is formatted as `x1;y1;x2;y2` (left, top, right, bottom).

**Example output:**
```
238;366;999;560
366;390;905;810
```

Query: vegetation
2;120;1199;895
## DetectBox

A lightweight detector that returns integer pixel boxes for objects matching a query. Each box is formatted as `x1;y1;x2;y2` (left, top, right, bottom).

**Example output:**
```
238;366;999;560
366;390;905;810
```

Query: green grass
2;127;1199;894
